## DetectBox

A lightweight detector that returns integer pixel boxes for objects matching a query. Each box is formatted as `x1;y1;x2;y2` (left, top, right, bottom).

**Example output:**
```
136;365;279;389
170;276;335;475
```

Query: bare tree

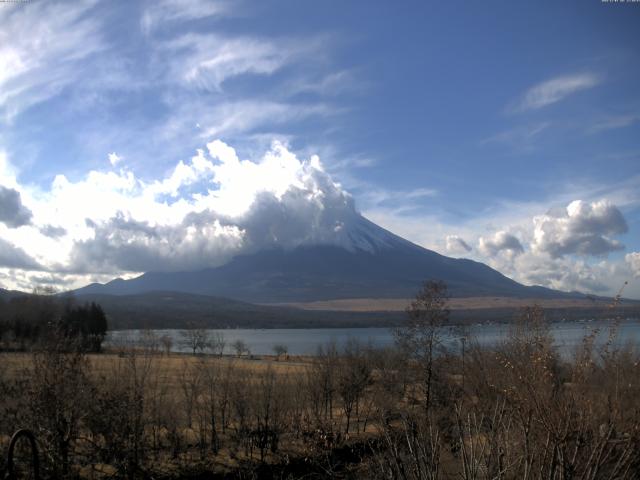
395;280;449;414
180;327;211;355
139;329;159;353
160;334;173;356
198;357;222;454
337;339;372;434
209;331;226;356
232;339;248;357
28;335;92;477
179;359;202;428
86;349;153;479
252;367;287;462
272;344;288;359
308;341;339;427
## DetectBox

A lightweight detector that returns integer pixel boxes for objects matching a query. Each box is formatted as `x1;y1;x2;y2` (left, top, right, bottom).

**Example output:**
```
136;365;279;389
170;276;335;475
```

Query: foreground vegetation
1;282;639;479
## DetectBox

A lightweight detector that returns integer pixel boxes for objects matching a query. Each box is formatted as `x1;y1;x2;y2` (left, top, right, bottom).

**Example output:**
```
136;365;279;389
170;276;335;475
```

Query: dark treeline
0;282;639;479
0;293;108;352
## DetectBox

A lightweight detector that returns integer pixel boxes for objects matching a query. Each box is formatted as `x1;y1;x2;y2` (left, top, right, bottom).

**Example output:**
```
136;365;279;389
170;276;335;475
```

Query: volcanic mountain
74;214;575;303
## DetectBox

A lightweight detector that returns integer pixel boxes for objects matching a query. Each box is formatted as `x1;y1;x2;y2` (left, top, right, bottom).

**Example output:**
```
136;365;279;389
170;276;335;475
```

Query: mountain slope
0;288;29;301
74;215;579;303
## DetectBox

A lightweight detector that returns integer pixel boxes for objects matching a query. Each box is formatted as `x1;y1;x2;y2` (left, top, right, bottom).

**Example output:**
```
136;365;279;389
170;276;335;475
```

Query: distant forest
0;294;108;352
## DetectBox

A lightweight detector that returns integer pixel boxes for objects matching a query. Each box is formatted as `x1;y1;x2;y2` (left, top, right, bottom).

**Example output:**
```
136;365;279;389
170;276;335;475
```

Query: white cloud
514;73;600;112
162;99;336;141
365;191;637;298
67;141;382;273
163;33;314;91
68;213;245;274
0;133;637;299
626;252;640;278
108;152;123;166
503;252;610;294
0;140;369;280
288;70;361;97
141;0;230;34
532;199;627;257
478;231;524;259
481;122;549;152
588;113;640;133
445;235;472;255
357;187;437;211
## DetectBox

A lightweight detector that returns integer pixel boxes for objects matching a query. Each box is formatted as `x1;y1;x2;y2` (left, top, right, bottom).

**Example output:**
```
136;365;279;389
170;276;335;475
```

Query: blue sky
0;0;639;298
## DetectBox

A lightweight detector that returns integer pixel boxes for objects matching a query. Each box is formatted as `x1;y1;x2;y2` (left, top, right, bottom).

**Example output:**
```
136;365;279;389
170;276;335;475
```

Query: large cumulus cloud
68;213;244;273
511;252;610;293
532;200;627;257
0;139;398;289
63;140;368;274
468;198;635;296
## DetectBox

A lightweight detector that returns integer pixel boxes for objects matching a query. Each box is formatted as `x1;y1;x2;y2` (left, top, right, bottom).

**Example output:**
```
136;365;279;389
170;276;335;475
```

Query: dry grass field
0;350;312;382
271;296;628;312
2;300;640;479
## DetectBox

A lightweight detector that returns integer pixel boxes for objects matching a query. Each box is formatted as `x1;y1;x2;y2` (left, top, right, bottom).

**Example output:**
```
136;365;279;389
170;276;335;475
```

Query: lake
107;319;640;357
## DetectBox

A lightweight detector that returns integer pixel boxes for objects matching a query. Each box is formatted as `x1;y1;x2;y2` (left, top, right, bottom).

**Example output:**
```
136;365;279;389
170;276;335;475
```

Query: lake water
107;319;640;357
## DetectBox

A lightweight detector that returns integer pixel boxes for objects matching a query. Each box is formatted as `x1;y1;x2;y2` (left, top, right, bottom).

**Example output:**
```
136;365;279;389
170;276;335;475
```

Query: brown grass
268;296;626;311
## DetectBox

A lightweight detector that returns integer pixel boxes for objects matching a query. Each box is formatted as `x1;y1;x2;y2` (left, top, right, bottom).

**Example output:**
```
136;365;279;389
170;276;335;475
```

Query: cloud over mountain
0;138;636;299
38;140;363;274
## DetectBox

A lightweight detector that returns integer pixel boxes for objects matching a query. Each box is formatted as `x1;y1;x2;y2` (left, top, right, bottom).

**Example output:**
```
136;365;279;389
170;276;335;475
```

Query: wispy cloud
159;100;338;141
357;186;438;211
162;32;323;92
588;113;640;133
512;73;601;112
481;122;550;152
287;70;362;97
141;0;231;34
0;0;105;121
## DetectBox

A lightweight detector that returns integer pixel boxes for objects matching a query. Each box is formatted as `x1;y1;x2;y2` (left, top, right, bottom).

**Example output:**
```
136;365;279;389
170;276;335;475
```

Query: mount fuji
73;213;575;303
